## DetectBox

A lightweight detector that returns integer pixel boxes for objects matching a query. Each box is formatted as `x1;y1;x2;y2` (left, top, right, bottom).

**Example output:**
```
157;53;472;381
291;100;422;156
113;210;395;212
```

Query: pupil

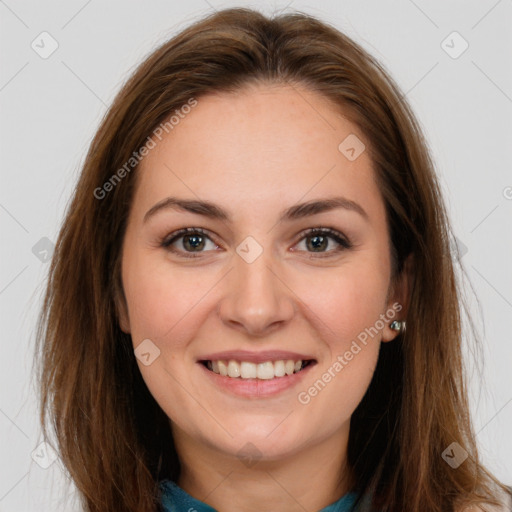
308;235;327;251
184;234;204;251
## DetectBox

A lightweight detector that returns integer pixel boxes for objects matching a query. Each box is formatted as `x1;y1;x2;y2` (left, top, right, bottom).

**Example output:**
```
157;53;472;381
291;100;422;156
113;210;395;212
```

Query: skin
118;82;412;512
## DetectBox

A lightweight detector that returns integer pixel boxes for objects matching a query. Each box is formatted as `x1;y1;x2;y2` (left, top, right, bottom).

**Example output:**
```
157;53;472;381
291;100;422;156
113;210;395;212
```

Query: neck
172;424;354;512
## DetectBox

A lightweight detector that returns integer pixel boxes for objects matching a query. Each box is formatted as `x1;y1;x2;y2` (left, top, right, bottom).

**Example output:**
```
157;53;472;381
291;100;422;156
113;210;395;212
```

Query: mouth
199;358;317;380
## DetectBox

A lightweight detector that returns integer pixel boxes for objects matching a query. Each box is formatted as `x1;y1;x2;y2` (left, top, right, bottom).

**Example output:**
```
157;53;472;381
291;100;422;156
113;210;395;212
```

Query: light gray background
1;0;511;510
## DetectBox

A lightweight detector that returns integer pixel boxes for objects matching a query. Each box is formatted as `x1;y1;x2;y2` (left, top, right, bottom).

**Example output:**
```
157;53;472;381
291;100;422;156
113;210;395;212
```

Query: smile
201;359;316;380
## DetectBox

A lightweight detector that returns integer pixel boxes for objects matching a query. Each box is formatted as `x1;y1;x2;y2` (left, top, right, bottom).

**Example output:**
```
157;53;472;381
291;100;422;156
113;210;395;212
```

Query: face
118;83;406;463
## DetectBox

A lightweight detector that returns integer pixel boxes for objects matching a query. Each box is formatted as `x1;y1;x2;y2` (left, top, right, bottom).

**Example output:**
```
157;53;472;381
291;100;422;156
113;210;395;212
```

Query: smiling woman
34;7;510;512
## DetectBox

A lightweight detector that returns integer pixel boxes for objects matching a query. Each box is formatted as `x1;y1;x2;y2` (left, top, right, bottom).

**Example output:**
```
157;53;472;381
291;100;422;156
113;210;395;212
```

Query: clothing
159;479;358;512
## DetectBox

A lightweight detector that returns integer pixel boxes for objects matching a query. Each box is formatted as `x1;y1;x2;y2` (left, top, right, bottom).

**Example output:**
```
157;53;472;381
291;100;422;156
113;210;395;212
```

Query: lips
197;350;315;364
198;352;317;398
197;350;317;381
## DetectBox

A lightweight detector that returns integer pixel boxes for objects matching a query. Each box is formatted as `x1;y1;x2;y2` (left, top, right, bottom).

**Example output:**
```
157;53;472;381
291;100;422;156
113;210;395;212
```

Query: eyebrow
143;195;369;224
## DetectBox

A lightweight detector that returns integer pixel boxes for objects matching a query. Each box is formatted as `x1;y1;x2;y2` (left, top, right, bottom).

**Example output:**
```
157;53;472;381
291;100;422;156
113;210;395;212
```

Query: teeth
206;359;308;379
218;360;228;376
240;361;257;379
274;360;285;377
257;361;274;380
227;360;241;378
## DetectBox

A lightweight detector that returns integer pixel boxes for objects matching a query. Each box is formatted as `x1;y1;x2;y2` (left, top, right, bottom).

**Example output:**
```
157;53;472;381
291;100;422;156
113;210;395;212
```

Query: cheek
292;270;385;429
293;256;390;349
122;252;216;342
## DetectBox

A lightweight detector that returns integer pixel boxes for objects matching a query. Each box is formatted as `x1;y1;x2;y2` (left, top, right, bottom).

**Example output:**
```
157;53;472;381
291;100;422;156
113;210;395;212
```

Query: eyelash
160;227;353;259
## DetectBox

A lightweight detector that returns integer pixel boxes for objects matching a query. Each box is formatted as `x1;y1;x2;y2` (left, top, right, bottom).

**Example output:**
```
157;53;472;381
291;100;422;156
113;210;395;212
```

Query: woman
35;7;511;512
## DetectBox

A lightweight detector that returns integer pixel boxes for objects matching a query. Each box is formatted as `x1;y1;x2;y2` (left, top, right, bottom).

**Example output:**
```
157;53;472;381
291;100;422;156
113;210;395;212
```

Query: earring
390;320;406;334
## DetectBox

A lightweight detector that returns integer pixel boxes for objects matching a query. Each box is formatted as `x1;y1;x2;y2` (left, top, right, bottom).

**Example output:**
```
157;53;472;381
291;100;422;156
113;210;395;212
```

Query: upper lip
197;350;316;364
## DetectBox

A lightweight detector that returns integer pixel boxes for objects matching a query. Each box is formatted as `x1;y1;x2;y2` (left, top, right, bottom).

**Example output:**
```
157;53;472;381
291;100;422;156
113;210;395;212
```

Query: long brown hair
34;7;509;511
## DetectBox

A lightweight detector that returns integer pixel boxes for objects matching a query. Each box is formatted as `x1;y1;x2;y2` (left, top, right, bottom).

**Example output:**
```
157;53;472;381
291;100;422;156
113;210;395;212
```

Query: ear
117;300;131;334
382;252;414;343
114;286;131;334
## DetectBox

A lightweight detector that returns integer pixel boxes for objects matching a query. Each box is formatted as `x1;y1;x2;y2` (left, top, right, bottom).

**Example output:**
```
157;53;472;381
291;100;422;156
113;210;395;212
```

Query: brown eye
306;234;329;252
161;228;219;258
294;228;352;256
181;233;206;251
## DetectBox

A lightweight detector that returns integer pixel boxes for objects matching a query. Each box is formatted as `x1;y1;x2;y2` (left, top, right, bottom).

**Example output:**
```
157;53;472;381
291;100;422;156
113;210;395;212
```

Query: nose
217;247;295;337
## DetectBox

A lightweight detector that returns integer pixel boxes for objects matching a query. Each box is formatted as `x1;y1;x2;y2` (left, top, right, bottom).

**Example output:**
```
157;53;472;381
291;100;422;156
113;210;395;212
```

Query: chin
207;420;313;462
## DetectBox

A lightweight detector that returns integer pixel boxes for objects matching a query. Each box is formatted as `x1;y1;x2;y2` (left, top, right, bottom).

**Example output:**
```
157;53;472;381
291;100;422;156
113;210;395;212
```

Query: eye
161;228;220;258
293;228;352;257
160;226;352;259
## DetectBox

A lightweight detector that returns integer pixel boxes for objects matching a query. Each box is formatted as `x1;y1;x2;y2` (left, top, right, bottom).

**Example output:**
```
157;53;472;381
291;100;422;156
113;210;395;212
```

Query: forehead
133;83;385;225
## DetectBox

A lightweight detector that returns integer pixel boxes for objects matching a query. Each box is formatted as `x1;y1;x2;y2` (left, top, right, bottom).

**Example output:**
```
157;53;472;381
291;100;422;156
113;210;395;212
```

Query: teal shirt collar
160;480;358;512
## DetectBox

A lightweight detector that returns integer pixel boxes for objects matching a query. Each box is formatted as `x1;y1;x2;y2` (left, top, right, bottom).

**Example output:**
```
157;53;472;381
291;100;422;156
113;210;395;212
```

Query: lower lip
198;362;315;398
